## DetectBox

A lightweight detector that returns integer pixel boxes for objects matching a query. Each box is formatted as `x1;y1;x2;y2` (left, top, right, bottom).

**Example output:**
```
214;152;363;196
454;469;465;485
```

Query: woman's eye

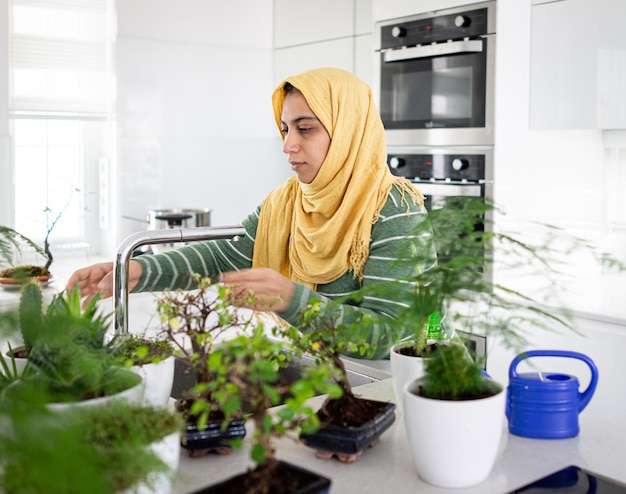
298;127;311;134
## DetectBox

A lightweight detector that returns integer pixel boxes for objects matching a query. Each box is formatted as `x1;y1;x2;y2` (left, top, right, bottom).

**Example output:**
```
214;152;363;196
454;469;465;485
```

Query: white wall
113;0;286;253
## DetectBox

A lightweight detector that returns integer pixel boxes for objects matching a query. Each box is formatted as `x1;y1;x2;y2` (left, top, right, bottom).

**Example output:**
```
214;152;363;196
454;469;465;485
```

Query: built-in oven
387;146;493;270
374;1;496;147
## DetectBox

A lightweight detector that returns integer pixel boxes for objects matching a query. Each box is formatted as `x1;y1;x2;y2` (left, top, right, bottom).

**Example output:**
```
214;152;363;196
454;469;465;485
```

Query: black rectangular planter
189;460;331;494
300;399;396;457
181;417;246;456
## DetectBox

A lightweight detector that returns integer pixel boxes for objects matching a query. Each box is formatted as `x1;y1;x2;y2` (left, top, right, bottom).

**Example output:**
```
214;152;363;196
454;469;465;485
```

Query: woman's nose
282;131;299;154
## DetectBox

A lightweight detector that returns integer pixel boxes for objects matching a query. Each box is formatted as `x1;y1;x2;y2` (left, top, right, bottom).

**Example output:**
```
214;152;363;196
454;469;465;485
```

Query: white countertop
173;378;626;494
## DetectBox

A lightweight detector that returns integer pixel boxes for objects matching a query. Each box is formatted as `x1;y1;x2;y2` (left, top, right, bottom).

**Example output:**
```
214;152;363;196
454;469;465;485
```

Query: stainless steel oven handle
383;39;483;63
412;182;482;197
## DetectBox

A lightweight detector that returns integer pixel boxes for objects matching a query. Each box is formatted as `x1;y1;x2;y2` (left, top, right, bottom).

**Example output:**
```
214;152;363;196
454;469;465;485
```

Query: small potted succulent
191;322;341;494
155;274;252;456
4;284;143;409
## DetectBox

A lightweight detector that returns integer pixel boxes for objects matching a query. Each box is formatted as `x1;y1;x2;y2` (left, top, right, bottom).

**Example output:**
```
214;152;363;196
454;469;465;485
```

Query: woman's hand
220;268;295;312
66;260;144;301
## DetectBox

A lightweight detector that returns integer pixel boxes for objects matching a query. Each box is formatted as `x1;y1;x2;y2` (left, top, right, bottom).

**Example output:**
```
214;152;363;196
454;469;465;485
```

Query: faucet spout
113;225;246;335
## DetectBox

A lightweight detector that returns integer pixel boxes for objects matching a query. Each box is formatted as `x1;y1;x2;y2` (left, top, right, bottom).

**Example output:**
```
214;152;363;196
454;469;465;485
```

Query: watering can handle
508;349;599;413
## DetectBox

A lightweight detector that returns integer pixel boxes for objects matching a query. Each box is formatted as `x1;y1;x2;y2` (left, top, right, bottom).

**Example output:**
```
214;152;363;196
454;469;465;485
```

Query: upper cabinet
529;0;626;130
273;0;354;48
273;0;374;87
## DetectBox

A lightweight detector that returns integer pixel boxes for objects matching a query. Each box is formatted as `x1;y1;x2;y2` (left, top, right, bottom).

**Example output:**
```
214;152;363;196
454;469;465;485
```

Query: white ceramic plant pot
2;344;31;377
390;340;449;413
131;356;176;408
47;371;145;412
124;431;181;494
390;342;427;414
403;377;506;488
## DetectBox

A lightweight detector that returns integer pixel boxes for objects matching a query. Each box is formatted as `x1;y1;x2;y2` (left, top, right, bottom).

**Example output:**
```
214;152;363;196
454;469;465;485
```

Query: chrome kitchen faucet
113;225;246;335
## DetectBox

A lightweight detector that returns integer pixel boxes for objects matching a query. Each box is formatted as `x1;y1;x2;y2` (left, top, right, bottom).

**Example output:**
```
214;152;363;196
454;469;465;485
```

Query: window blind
9;0;109;115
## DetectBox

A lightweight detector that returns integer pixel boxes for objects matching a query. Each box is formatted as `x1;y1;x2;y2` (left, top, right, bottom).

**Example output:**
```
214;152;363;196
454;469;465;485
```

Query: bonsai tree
155;273;256;428
204;322;341;493
0;187;78;279
290;300;382;426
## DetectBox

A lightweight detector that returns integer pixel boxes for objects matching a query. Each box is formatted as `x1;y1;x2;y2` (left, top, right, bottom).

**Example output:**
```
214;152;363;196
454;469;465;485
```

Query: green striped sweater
133;186;436;359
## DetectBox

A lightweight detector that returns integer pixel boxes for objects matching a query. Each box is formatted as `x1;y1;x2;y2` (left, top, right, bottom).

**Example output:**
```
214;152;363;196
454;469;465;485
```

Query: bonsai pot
180;415;247;457
403;376;506;488
300;398;396;463
188;460;331;494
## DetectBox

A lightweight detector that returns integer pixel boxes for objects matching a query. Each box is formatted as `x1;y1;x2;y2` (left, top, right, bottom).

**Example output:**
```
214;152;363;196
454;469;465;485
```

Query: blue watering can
506;350;599;439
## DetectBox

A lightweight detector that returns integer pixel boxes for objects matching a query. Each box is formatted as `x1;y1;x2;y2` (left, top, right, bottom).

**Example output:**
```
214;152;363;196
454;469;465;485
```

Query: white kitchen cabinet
529;0;626;130
372;0;486;23
273;0;354;48
273;38;354;85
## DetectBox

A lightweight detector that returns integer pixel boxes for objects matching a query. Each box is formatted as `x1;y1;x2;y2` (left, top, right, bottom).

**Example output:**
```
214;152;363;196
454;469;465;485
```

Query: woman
67;67;435;359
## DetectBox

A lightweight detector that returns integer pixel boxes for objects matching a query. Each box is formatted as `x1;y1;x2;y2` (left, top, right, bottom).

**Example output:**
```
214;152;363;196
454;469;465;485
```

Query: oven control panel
387;153;486;182
380;7;490;48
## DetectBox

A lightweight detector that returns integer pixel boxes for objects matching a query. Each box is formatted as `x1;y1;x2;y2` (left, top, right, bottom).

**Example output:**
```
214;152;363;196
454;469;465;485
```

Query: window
9;0;111;255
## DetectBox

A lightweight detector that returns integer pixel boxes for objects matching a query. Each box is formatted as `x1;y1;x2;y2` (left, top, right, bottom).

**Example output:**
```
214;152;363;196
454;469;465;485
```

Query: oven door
412;180;491;278
414;181;484;212
376;35;495;147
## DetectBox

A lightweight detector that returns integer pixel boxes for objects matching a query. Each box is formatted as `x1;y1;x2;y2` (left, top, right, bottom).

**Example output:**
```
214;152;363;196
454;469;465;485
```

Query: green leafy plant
0;226;47;273
384;196;625;399
205;323;341;493
0;386;183;494
393;198;579;357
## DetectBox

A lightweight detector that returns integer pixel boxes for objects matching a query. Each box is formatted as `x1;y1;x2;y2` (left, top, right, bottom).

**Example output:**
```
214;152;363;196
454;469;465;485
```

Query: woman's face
280;90;331;184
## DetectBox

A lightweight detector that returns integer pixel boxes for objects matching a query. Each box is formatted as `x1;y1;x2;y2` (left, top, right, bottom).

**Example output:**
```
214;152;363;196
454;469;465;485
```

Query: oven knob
454;15;471;28
391;26;407;38
452;158;469;171
389;157;405;169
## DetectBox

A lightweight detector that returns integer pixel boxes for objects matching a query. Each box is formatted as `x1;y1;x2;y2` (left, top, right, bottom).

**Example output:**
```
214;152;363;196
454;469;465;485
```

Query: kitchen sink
170;351;383;402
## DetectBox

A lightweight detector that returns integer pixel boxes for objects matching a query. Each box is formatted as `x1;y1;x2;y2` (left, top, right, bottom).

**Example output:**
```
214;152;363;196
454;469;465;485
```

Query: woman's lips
290;161;305;171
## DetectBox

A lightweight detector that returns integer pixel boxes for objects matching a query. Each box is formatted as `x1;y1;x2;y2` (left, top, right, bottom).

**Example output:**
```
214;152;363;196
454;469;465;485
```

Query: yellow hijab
253;67;423;289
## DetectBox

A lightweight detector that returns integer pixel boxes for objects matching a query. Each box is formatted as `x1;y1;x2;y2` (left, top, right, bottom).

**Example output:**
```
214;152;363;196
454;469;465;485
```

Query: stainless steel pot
146;208;211;253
